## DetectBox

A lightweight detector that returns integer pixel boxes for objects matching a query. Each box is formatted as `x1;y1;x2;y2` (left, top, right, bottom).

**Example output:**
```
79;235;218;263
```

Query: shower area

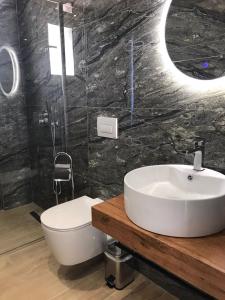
0;0;87;254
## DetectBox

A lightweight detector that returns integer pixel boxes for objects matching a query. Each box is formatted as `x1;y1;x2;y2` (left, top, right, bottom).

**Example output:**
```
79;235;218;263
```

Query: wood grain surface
92;194;225;299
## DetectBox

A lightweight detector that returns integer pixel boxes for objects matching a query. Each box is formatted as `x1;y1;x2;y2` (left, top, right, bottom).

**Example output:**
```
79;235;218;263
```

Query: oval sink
124;165;225;237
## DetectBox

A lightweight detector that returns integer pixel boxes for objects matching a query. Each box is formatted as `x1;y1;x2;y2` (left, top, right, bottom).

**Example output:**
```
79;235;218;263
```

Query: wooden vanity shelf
92;194;225;299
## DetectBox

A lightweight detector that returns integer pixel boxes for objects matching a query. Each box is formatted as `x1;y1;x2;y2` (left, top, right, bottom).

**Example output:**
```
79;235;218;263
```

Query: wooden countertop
92;194;225;299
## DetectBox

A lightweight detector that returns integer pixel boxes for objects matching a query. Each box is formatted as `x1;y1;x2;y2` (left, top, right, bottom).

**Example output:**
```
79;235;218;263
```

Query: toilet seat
41;221;90;232
40;196;106;266
41;196;103;231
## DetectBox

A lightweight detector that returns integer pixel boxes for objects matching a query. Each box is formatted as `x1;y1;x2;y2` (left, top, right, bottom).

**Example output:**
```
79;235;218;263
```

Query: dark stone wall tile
73;172;90;198
18;0;63;107
27;104;63;150
17;0;67;208
88;179;122;200
30;146;55;208
63;1;84;28
0;0;20;48
67;106;89;197
87;106;225;198
84;0;171;109
67;106;88;146
1;168;34;209
68;144;88;176
127;0;161;13
85;13;130;108
84;0;129;24
84;3;165;109
0;0;31;209
13;0;225;208
65;25;87;108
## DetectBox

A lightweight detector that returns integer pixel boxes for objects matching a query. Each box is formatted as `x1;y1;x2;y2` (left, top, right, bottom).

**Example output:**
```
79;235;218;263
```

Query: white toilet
41;196;107;266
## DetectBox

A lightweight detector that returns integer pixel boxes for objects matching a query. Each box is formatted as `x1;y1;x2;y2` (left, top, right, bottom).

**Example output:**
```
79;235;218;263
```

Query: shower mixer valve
39;111;49;126
51;120;59;127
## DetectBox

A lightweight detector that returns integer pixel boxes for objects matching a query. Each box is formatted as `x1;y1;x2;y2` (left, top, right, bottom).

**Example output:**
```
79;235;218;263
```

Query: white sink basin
124;165;225;237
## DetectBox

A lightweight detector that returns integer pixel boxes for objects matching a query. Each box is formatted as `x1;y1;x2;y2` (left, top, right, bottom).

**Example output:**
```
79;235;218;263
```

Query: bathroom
0;0;225;299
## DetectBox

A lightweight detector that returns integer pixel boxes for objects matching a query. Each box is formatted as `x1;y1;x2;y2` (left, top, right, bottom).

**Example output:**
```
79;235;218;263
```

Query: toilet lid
40;196;103;231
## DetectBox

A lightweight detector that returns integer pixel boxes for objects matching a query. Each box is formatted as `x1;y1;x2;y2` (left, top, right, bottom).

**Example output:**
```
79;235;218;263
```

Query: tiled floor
0;203;43;254
0;239;178;300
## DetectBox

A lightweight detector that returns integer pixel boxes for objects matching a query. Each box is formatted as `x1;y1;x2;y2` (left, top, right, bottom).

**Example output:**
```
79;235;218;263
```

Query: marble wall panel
0;0;32;209
83;0;225;199
14;0;225;206
17;0;67;208
63;12;87;108
87;106;225;198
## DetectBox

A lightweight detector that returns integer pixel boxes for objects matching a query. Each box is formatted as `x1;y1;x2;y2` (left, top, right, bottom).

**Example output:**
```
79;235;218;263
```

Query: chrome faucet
193;139;205;171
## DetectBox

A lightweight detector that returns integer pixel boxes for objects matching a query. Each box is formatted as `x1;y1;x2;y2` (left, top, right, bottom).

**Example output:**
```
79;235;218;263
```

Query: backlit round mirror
165;0;225;80
0;46;20;97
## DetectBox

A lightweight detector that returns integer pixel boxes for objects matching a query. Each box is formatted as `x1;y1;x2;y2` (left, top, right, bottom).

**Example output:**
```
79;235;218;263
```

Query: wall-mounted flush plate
97;116;118;139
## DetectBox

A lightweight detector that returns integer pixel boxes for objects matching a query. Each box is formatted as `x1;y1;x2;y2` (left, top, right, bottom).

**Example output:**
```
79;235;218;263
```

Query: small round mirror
166;0;225;80
0;46;20;97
